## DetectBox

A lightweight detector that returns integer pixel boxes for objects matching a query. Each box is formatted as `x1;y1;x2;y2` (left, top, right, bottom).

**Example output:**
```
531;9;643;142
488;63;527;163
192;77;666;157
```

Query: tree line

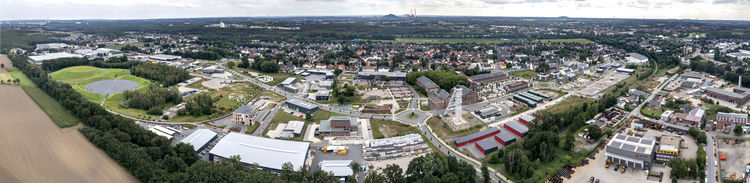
178;93;214;117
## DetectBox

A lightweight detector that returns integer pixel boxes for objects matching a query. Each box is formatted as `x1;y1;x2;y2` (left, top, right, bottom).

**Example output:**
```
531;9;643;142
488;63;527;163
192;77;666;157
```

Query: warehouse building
285;99;319;114
179;129;218;152
318;116;358;137
319;160;354;178
469;72;510;87
706;87;750;105
475;138;499;155
28;52;83;65
504;121;529;137
454;127;501;147
363;134;429;160
494;131;518;146
475;107;501;119
149;54;182;61
605;134;656;170
209;133;310;172
416;76;440;94
519;115;535;125
505;81;530;93
656;135;681;162
280;121;305;139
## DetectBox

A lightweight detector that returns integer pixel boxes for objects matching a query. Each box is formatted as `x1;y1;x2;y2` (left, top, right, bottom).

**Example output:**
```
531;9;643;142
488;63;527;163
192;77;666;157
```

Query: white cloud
0;0;748;20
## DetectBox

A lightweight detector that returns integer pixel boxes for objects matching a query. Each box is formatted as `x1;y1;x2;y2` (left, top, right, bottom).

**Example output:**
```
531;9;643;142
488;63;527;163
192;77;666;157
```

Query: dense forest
179;94;214;116
41;58;191;86
122;85;182;115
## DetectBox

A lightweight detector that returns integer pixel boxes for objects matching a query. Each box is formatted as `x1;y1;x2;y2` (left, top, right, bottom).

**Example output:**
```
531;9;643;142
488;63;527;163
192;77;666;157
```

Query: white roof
284;121;305;134
179;129;217;151
152;125;176;135
28;52;83;62
149;54;181;60
148;128;173;139
320;160;353;177
209;133;309;170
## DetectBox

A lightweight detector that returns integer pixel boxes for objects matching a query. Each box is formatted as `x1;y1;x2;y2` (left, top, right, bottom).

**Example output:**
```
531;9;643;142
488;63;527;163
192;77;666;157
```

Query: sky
1;0;749;20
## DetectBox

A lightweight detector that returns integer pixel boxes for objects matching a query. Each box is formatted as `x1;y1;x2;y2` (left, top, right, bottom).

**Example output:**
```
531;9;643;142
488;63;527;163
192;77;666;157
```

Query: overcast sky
1;0;749;20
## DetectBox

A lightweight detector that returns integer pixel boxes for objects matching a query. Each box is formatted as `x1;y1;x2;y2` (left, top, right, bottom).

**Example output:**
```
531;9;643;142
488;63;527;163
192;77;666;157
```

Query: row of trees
238;56;280;73
406;70;469;92
365;153;477;183
121;85;181;115
668;144;706;182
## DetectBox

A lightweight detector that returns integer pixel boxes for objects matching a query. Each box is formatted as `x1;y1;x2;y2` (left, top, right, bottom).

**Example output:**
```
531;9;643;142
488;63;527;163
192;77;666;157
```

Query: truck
605;159;611;168
615;163;620;171
721;153;726;161
323;146;349;154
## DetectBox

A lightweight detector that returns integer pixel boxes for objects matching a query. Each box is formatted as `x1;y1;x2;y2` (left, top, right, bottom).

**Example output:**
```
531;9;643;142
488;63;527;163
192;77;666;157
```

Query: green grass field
50;66;152;103
9;69;80;128
105;42;145;50
536;38;594;44
372;38;511;44
169;81;262;122
509;69;538;79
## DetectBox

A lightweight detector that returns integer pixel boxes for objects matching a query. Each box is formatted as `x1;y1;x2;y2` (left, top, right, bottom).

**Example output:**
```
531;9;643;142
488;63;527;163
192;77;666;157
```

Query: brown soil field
0;55;12;72
0;85;137;183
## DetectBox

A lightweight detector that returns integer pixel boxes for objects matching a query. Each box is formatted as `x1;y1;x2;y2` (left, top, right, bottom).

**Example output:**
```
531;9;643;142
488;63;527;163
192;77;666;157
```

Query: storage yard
0;85;137;183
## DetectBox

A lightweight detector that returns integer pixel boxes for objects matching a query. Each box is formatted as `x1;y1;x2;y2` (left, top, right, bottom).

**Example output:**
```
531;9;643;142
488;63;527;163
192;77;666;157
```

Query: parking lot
565;144;651;183
309;142;366;172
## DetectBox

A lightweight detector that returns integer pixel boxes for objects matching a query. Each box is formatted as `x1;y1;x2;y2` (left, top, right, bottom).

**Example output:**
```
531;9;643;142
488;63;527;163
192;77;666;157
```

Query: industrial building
363;134;430;160
475;138;498;155
280;77;297;86
706;87;750;105
232;105;257;126
428;89;451;110
416;76;440;94
318;116;358;137
504;121;529;137
513;94;537;108
475;107;501;119
285;99;319;114
451;85;480;105
28;52;83;65
505;81;530;92
209;133;310;172
494;131;518;146
605;134;656;170
656;135;681;162
179;129;218;152
519;115;535;125
454;127;501;147
149;54;182;61
280;121;305;139
519;92;543;103
315;90;330;101
356;71;407;81
35;43;69;50
469;71;510;89
527;90;551;100
319;160;354;178
716;112;749;126
625;52;649;65
616;68;636;75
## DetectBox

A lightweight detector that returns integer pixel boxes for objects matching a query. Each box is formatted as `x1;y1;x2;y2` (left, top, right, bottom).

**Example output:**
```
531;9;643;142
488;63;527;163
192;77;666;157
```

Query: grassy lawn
509;70;537;79
10;69;80;128
536;38;594;44
371;118;419;139
420;104;431;111
640;108;664;119
245;122;261;135
185;78;207;89
426;116;481;143
371;38;511;44
231;66;295;86
170;82;262;122
105;42;145;50
251;90;286;102
543;96;594;114
50;66;151;103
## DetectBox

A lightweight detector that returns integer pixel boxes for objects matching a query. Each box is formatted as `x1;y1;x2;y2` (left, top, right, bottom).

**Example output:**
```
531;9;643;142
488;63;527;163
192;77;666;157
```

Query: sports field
50;66;151;103
0;85;137;183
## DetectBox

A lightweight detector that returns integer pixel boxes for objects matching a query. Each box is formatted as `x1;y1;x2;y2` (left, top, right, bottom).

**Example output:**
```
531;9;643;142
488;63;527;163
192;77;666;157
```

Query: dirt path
0;85;138;183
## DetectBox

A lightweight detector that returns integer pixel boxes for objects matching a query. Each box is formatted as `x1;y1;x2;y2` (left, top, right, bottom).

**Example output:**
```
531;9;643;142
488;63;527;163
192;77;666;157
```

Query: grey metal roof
417;76;439;89
454;127;501;144
615;134;627;140
504;121;529;134
626;136;640;143
320;160;354;177
209;133;310;171
316;90;330;97
179;129;217;151
478;107;499;115
520;115;535;122
469;71;508;83
495;131;518;143
622;144;636;151
476;138;497;150
610;141;623;148
428;89;450;101
706;87;750;99
640;139;653;145
233;105;254;115
286;98;317;110
627;52;648;60
280;77;296;85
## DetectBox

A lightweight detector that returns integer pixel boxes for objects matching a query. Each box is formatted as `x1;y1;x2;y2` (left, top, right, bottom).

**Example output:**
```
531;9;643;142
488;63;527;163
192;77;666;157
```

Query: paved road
705;135;717;183
252;104;281;136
